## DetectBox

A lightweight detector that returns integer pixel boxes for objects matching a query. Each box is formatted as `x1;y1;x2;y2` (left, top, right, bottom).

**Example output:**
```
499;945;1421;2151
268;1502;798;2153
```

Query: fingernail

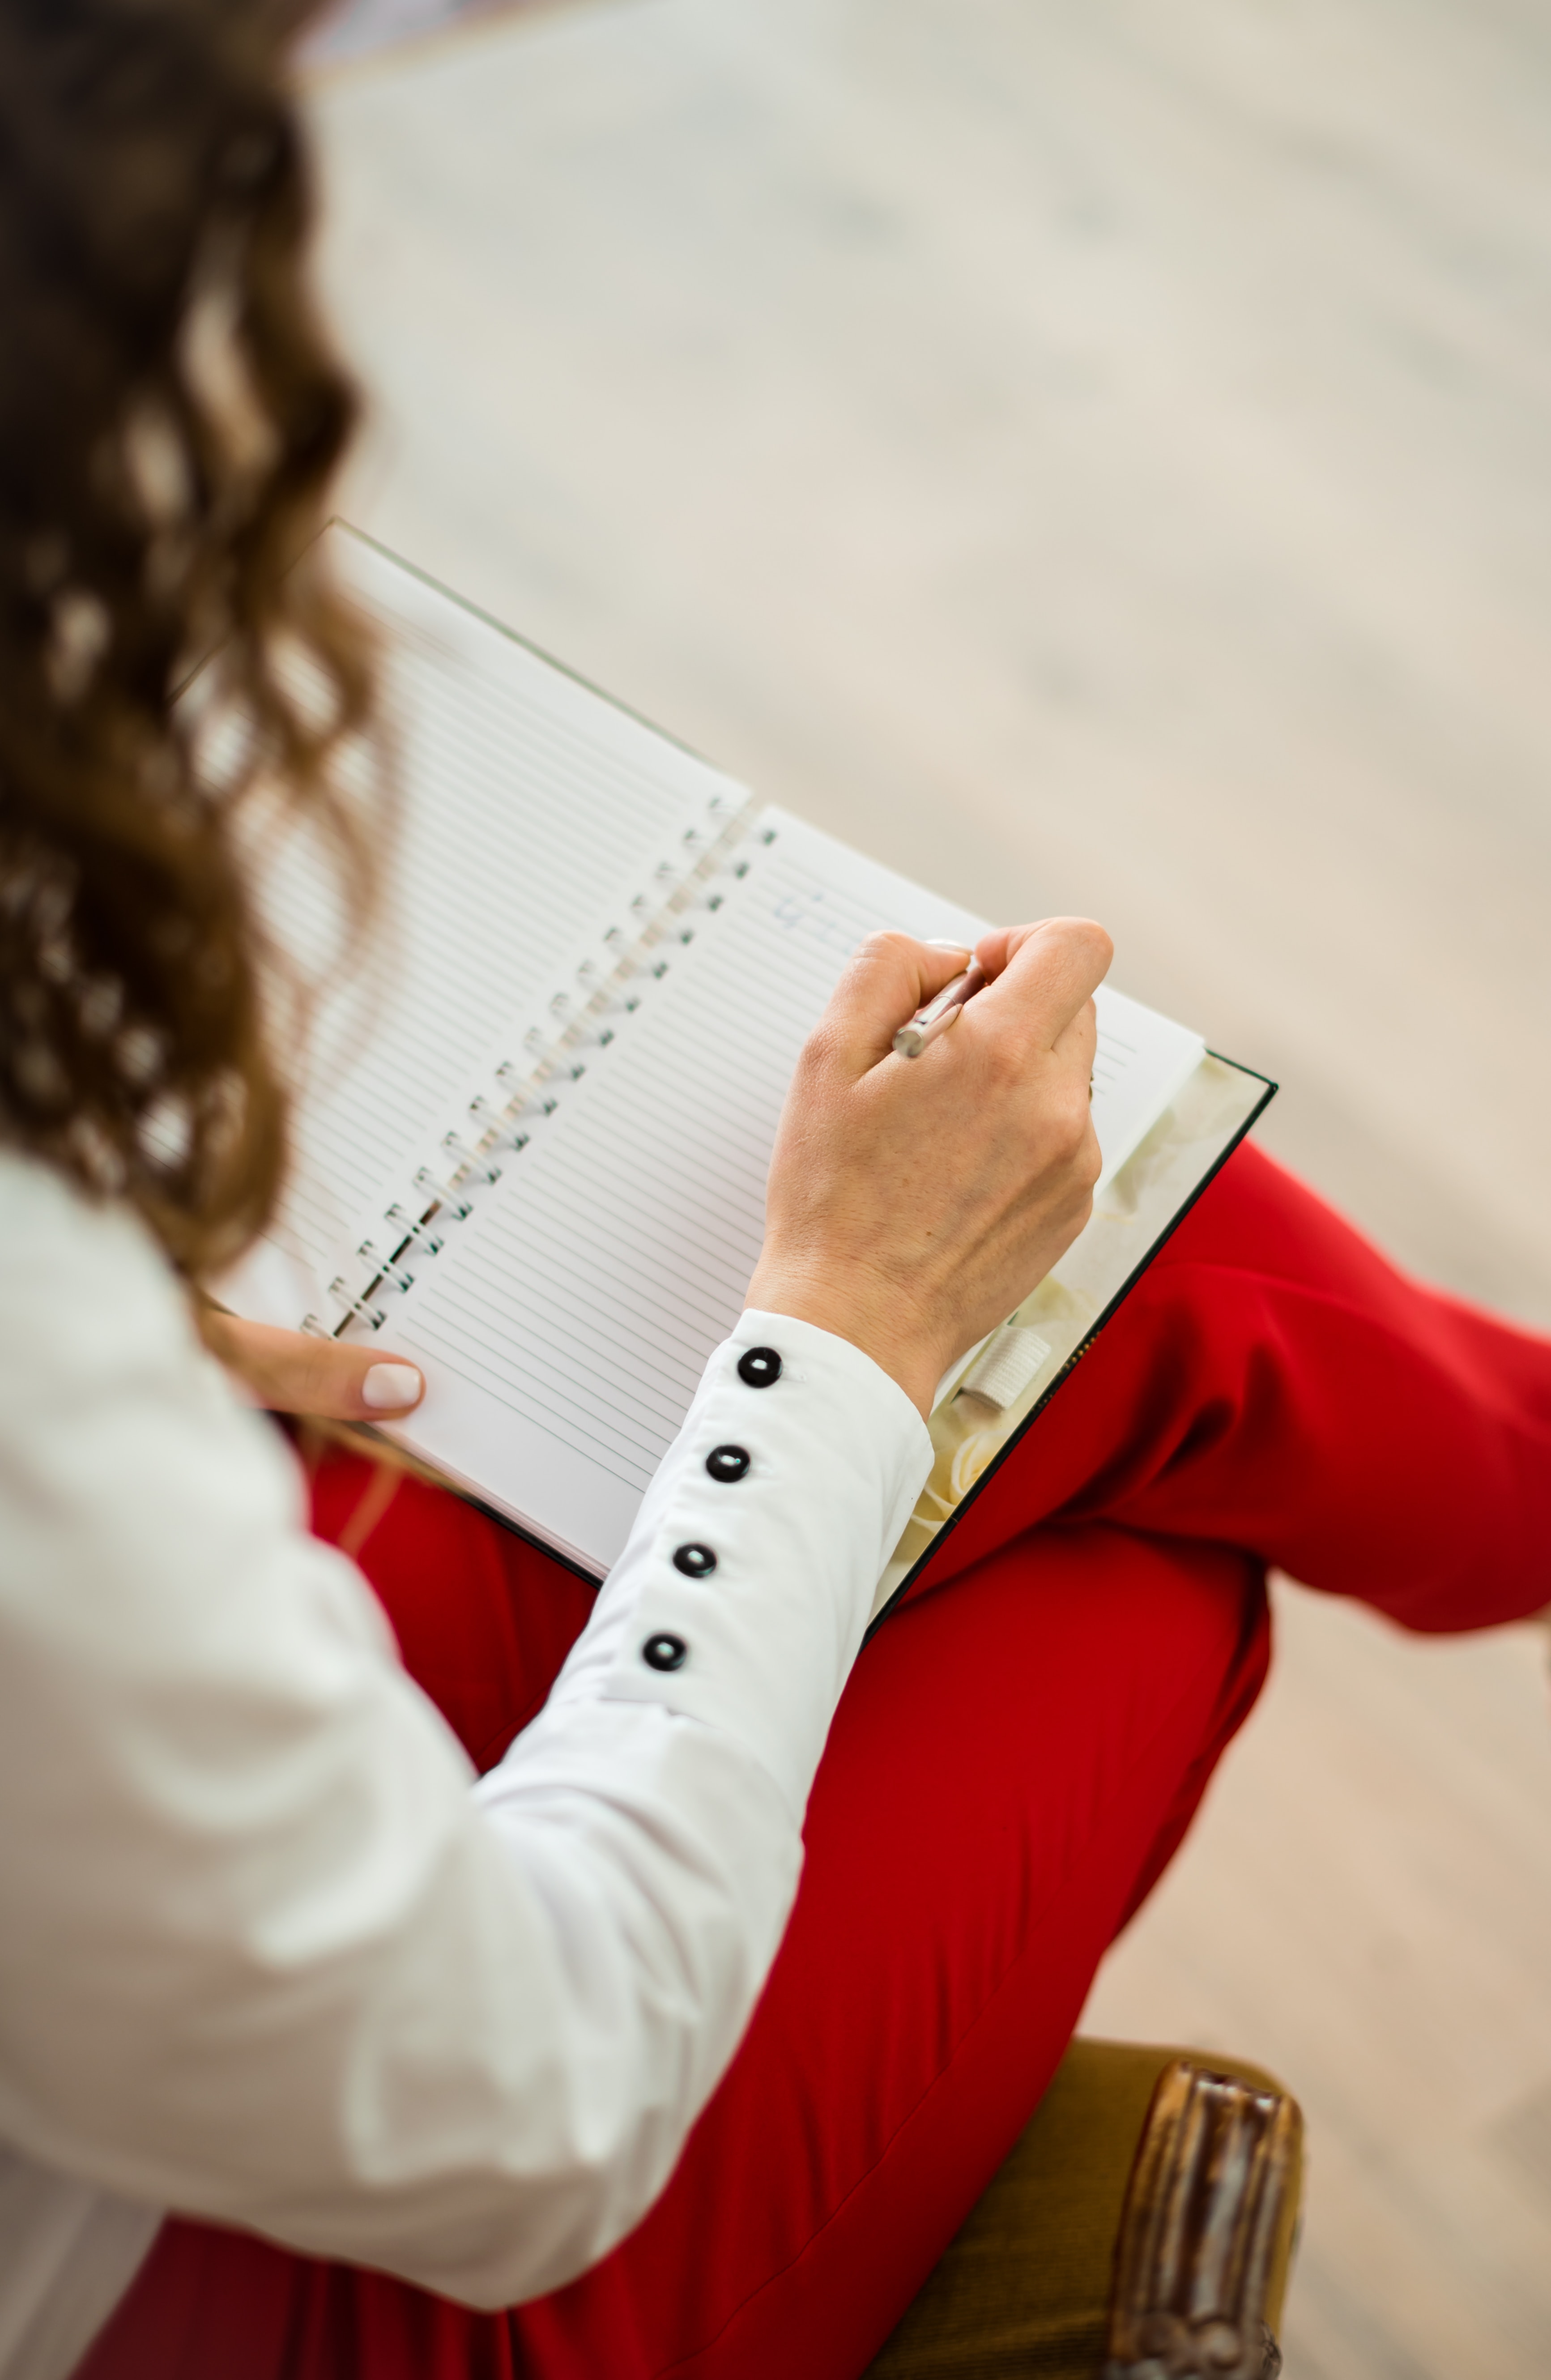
924;938;972;953
362;1363;422;1411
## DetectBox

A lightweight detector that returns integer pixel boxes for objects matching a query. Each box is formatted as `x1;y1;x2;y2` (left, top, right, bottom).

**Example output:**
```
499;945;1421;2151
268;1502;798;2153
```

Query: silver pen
893;956;988;1058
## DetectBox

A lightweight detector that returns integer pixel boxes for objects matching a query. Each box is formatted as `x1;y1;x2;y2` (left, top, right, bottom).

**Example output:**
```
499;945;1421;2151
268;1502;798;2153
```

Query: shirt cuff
525;1312;933;1818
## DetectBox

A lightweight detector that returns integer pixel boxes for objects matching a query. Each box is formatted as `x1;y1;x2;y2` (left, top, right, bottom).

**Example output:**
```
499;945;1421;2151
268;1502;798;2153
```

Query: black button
672;1542;718;1578
642;1633;688;1672
737;1346;783;1388
706;1444;751;1483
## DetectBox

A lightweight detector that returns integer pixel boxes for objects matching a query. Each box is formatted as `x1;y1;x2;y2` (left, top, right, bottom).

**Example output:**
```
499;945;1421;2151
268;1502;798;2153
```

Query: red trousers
79;1146;1551;2380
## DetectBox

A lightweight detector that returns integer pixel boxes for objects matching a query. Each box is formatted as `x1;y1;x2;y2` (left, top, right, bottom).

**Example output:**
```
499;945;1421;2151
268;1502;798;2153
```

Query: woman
2;7;1549;2379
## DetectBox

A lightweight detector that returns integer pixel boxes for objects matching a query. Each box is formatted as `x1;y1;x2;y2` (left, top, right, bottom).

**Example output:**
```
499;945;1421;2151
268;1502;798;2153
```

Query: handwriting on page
771;884;862;954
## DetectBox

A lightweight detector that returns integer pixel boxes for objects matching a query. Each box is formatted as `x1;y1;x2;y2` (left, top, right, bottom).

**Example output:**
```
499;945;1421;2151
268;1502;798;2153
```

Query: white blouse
0;1152;932;2380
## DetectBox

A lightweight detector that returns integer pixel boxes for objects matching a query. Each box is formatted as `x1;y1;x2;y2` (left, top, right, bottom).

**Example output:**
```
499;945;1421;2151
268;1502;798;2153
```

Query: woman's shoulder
0;1147;328;1637
0;1141;171;1258
0;1145;205;1396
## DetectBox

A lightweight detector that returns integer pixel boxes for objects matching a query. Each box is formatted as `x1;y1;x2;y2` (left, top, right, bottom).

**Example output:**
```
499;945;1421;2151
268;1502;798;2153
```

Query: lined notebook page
373;810;1202;1572
230;527;741;1324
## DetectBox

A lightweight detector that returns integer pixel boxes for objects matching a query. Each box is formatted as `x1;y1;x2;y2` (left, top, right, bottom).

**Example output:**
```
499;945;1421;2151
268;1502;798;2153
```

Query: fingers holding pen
974;915;1112;981
814;931;976;1074
971;917;1113;1051
966;919;1109;1172
815;918;1109;1083
750;911;1116;1415
959;922;1108;1197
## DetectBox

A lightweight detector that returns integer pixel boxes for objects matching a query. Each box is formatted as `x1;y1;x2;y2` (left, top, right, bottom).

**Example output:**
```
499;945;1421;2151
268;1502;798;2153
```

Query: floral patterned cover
871;1053;1272;1622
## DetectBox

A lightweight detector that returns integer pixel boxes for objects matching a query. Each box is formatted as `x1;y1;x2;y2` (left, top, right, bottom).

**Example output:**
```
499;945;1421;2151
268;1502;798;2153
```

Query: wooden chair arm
865;2039;1303;2380
1104;2058;1302;2380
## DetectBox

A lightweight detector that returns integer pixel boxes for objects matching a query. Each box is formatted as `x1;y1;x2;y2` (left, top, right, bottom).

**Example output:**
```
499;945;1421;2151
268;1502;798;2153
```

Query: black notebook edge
862;1055;1278;1639
438;1492;609;1588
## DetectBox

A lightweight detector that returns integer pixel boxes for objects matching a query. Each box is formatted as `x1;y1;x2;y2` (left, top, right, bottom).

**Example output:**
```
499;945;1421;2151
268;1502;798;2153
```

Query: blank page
370;810;1203;1573
226;527;744;1328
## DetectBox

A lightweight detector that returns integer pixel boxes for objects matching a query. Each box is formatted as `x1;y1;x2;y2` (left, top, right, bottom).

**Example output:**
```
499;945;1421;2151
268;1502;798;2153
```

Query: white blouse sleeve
0;1160;931;2312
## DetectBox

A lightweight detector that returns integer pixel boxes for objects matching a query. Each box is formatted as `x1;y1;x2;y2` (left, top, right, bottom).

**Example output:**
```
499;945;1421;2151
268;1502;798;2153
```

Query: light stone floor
304;4;1551;2372
303;0;511;66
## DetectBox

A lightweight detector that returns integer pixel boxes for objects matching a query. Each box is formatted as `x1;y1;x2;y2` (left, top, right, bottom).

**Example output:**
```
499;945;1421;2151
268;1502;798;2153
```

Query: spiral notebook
221;525;1274;1618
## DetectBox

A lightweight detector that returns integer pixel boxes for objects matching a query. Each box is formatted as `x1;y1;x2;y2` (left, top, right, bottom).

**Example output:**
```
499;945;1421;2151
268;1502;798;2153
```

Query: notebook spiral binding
305;792;763;1341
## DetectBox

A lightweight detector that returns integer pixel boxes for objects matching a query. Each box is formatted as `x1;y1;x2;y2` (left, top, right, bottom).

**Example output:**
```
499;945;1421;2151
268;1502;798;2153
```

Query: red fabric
77;1145;1551;2380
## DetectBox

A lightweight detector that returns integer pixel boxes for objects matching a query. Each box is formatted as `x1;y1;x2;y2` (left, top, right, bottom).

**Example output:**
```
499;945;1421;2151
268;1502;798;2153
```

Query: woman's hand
746;917;1112;1416
198;1311;425;1423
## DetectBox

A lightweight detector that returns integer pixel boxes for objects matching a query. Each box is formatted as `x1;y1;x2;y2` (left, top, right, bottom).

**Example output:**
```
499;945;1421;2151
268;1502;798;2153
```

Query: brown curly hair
0;0;377;1277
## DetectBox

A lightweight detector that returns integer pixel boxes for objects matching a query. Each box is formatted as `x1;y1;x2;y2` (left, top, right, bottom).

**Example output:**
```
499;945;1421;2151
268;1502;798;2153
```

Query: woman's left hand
199;1311;425;1422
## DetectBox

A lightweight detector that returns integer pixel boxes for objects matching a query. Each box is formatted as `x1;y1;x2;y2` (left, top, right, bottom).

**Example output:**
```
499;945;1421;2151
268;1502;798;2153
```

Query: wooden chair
865;2039;1303;2380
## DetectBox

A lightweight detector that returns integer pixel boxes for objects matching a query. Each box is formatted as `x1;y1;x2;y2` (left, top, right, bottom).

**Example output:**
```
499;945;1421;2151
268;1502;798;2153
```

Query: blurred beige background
305;4;1551;2373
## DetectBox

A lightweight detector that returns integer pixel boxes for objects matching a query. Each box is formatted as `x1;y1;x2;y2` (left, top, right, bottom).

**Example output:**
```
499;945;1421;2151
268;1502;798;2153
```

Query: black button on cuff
642;1633;688;1672
706;1444;751;1482
672;1542;718;1578
737;1346;782;1388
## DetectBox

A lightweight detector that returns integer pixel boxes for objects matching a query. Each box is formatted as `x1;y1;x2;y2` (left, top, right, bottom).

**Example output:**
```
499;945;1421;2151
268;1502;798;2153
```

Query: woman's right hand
746;917;1113;1416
